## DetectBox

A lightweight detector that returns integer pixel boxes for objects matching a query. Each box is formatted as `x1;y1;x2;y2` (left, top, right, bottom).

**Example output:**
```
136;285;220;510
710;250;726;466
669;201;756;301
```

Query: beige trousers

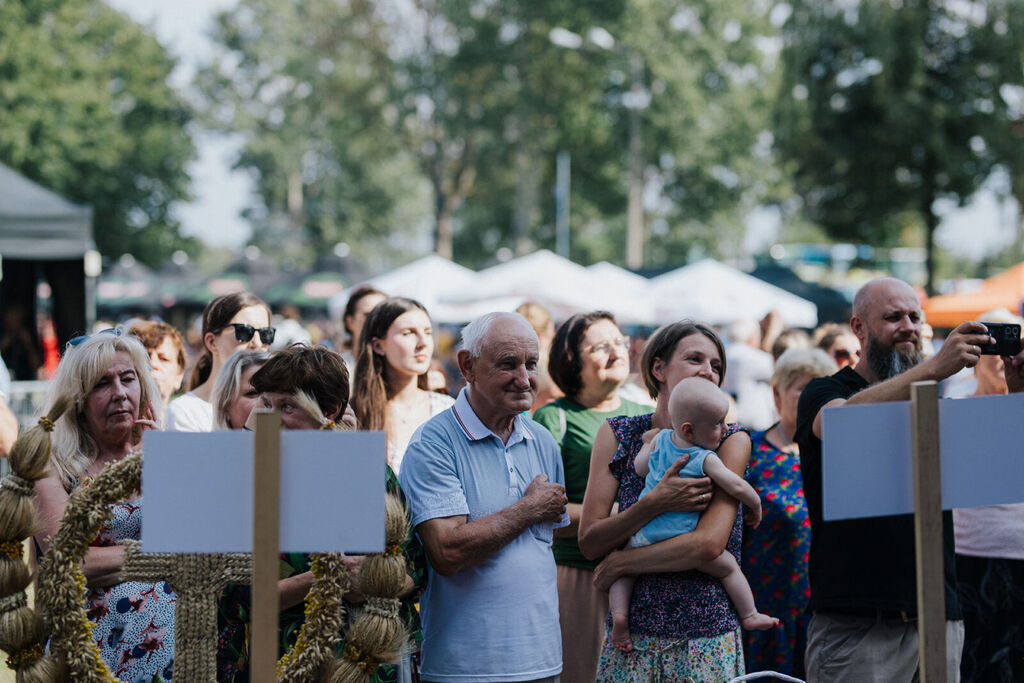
557;565;608;683
806;610;964;683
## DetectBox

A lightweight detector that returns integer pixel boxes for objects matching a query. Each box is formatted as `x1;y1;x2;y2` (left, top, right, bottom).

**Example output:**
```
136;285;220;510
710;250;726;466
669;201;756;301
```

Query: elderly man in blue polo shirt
400;311;570;683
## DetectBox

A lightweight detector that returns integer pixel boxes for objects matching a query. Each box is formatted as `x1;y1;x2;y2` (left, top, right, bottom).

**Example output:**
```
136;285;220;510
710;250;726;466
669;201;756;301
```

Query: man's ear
849;316;867;345
456;349;474;383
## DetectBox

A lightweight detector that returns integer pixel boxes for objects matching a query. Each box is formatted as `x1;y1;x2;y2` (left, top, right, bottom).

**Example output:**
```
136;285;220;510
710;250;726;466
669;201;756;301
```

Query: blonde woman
32;332;175;680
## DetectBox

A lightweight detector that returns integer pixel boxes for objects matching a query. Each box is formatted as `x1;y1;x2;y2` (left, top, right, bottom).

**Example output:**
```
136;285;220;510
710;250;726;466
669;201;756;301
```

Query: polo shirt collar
452;387;535;443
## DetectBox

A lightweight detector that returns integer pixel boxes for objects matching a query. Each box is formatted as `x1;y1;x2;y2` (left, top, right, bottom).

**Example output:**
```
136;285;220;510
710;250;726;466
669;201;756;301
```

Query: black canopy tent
0;162;95;370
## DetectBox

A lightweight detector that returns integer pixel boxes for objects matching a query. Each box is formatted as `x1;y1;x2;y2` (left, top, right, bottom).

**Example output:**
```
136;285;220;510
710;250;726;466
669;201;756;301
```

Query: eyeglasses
583;337;630;356
66;327;121;350
219;323;276;346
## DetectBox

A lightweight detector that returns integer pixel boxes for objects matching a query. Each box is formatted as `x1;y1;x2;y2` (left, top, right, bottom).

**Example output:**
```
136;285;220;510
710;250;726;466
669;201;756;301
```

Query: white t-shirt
165;392;214;432
953;504;1024;560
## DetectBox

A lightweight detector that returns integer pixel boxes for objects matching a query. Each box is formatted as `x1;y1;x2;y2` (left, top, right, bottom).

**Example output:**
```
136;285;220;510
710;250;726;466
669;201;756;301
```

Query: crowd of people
0;275;1022;682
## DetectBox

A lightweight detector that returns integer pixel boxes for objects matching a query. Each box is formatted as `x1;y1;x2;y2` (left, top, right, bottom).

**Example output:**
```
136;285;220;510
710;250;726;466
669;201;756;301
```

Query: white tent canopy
329;252;817;328
327;254;475;320
444;250;654;324
649;259;818;328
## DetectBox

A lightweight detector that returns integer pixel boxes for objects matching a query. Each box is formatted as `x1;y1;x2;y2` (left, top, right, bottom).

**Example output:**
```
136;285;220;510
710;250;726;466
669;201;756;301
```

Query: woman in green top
533;311;649;683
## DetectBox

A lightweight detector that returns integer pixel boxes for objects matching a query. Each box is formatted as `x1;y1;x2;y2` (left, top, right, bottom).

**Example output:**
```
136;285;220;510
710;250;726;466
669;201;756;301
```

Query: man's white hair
459;311;537;357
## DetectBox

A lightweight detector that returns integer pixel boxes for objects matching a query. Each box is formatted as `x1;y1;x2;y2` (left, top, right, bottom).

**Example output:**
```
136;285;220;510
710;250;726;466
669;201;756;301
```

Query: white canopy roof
444;250;654;324
328;254;475;320
329;252;817;328
649;259;818;328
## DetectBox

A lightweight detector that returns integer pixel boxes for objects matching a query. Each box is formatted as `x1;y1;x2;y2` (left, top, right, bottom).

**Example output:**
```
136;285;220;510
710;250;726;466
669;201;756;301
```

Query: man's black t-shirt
794;366;961;618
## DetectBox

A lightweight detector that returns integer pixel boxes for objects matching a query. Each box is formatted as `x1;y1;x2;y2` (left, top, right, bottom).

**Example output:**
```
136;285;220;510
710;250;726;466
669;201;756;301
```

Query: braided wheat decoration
1;405;411;682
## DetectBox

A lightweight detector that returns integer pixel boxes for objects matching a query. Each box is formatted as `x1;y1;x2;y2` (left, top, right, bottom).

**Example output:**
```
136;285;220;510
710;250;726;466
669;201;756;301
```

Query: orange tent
923;262;1024;328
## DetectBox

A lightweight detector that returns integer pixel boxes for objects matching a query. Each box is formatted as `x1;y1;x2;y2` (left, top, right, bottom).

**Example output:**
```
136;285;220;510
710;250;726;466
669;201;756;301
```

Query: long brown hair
187;292;271;390
352;297;430;432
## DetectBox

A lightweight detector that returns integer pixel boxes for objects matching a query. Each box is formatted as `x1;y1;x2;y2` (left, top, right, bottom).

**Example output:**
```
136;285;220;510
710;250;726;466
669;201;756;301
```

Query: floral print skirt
596;627;743;683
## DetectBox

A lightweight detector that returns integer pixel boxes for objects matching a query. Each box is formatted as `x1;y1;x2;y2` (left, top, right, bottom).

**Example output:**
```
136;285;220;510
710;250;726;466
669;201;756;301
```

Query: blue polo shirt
399;387;568;683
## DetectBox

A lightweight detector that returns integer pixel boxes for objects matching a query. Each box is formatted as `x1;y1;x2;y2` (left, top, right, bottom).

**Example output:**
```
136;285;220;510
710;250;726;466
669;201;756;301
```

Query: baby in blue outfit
609;376;778;652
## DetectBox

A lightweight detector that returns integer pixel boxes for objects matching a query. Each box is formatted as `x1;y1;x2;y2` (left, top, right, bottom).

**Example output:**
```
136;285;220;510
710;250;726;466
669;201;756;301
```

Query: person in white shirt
165;293;274;432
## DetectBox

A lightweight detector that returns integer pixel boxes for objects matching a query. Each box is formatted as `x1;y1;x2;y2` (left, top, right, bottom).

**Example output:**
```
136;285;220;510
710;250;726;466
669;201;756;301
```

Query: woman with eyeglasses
165;293;274;432
531;311;648;683
351;297;454;474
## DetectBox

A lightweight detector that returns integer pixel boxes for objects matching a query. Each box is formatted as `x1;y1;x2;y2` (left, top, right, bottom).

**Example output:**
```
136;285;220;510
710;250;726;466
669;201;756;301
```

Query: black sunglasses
219;323;276;346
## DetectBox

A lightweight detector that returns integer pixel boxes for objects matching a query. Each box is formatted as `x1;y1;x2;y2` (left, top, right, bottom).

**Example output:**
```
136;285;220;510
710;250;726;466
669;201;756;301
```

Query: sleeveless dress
596;414;745;683
87;498;177;681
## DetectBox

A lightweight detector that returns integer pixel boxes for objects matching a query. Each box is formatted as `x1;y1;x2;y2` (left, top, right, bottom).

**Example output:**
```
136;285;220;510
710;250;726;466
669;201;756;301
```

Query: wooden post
911;381;946;682
251;410;282;682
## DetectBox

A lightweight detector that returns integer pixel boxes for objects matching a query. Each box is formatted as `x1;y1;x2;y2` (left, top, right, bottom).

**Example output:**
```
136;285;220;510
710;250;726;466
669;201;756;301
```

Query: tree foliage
199;0;779;269
0;0;196;267
775;0;1024;293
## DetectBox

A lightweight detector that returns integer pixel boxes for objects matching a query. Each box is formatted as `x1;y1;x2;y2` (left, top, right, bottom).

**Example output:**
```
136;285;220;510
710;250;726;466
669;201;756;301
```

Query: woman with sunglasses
166;292;274;432
531;311;649;683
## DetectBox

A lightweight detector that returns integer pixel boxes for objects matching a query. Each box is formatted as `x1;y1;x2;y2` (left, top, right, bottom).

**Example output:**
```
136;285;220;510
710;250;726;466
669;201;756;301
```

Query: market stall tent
0;162;94;352
444;250;655;325
649;258;818;328
327;254;476;321
922;262;1024;328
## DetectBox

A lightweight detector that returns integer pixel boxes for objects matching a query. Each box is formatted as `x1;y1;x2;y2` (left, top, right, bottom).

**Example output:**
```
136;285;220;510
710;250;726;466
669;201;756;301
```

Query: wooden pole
911;381;946;682
251;410;282;682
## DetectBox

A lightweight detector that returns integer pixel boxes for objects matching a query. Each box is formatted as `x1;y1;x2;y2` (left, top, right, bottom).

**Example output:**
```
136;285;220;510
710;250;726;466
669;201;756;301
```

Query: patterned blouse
608;414;744;639
216;465;427;682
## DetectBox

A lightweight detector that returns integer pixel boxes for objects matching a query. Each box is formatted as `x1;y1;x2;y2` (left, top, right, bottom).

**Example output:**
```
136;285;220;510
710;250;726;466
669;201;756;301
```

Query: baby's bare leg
698;551;779;631
608;575;636;652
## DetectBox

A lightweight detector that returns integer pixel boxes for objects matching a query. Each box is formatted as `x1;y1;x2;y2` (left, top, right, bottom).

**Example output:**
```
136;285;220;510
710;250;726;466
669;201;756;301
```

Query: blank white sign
141;430;386;553
822;392;1024;520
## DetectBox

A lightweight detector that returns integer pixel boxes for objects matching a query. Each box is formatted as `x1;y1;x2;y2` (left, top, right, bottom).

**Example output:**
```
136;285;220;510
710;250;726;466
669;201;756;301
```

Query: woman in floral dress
742;348;836;678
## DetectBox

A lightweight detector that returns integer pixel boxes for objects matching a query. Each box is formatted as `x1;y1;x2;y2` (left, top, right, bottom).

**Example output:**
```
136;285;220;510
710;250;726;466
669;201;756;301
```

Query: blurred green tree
199;0;779;269
0;0;197;267
775;0;1024;293
197;0;431;270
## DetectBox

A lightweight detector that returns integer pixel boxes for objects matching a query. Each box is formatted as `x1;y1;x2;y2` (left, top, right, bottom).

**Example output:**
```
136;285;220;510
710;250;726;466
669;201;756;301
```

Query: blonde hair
771;348;838;391
210;349;272;430
978;308;1024;326
48;333;161;490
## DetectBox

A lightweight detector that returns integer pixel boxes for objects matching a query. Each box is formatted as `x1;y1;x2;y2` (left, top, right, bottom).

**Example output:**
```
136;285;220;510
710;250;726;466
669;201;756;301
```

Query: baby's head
667;376;730;450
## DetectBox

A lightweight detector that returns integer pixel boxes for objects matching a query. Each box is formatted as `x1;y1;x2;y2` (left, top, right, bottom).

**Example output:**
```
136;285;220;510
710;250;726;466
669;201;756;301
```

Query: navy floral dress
741;427;811;678
88;498;176;681
597;414;746;682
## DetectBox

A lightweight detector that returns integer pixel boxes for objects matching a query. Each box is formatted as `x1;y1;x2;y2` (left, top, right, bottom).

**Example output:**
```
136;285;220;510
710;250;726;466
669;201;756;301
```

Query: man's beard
867;336;923;380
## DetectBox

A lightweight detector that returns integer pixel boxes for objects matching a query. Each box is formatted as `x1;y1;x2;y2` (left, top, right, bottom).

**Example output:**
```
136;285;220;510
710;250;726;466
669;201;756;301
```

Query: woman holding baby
579;320;752;681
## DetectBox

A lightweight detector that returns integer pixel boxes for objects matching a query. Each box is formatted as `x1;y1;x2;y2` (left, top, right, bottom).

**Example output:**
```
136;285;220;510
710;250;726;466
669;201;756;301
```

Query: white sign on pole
822;392;1024;520
142;430;386;553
